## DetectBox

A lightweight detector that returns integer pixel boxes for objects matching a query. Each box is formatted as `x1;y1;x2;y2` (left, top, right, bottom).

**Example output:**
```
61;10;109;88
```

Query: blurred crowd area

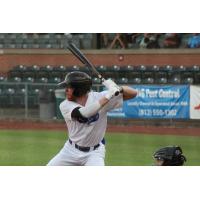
99;33;200;49
0;33;200;49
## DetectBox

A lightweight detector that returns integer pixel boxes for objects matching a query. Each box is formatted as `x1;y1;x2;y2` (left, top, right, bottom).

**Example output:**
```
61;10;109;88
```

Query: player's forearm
121;86;137;100
79;92;115;118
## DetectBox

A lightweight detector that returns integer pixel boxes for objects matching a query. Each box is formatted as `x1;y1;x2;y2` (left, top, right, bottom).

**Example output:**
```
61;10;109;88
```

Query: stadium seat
32;33;40;39
194;72;200;84
48;77;61;84
191;65;200;71
180;71;194;82
8;77;22;82
3;88;15;107
12;88;26;108
72;35;81;48
32;44;40;48
169;75;181;84
0;88;8;107
23;77;35;83
37;65;53;79
128;69;142;81
178;65;186;71
163;65;173;72
138;65;147;71
0;76;6;82
23;65;40;79
156;77;168;84
129;77;142;84
65;65;80;73
0;34;5;39
92;77;101;84
143;77;154;84
182;77;194;84
117;77;128;84
120;65;134;79
36;77;48;83
51;65;67;79
81;34;93;49
105;65;121;79
8;65;27;78
96;65;107;78
151;65;160;71
51;44;60;49
27;88;40;108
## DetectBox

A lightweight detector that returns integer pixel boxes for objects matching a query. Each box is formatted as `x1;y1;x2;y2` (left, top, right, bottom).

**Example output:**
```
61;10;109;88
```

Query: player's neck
75;94;88;106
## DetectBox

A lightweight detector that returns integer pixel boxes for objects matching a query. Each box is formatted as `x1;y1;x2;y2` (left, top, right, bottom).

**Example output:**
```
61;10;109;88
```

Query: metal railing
0;82;102;120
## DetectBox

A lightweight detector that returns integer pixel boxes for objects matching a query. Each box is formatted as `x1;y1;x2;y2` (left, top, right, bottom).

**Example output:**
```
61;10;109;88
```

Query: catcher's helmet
153;146;186;166
58;71;92;97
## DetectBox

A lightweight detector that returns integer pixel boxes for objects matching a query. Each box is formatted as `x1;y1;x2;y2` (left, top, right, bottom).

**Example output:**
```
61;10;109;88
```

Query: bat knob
115;91;120;96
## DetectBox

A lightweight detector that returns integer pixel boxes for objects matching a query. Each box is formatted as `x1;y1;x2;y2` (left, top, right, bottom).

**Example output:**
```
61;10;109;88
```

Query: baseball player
47;71;137;166
153;146;187;166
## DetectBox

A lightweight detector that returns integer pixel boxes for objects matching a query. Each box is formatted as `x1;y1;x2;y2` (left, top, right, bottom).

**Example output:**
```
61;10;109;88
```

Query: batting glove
105;86;121;100
102;79;118;90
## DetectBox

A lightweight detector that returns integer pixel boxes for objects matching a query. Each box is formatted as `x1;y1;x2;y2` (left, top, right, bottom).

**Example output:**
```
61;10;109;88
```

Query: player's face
66;87;75;101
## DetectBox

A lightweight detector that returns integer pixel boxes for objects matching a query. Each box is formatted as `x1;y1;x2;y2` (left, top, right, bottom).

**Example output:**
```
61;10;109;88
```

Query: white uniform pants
47;140;106;166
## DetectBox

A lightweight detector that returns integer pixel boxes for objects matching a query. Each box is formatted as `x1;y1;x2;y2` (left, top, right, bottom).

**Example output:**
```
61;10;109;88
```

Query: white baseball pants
47;140;106;166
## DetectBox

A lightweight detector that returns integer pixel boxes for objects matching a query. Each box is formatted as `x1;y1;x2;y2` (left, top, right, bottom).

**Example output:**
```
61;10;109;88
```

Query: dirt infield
0;119;200;137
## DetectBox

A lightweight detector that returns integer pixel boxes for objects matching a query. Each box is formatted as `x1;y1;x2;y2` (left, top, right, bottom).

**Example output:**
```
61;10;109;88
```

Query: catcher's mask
153;146;186;166
58;71;92;97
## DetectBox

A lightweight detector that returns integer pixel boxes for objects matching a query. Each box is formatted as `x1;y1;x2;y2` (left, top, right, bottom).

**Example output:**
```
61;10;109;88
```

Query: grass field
0;130;200;166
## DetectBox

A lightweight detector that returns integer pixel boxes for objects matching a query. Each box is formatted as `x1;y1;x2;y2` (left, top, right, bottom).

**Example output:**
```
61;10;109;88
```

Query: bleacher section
0;33;94;49
0;64;200;109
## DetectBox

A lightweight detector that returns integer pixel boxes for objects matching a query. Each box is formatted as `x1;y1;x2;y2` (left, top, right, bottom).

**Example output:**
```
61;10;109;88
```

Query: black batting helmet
58;71;92;97
153;146;186;166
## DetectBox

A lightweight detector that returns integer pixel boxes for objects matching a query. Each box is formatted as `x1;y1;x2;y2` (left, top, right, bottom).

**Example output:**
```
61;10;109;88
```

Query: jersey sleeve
99;90;123;112
59;100;78;121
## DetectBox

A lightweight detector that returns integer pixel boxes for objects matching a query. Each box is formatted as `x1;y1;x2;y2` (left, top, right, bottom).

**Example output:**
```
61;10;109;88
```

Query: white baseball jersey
59;90;123;147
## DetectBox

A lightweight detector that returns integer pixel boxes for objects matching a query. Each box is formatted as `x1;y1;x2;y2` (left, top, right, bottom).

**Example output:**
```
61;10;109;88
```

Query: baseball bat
67;43;120;95
68;43;104;82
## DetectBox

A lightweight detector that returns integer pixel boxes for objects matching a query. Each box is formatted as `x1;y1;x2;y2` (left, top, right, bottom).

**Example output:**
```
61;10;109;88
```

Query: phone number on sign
138;109;177;117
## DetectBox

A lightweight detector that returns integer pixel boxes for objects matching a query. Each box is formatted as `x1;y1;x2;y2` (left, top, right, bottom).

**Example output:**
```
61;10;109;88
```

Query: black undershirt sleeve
71;107;88;123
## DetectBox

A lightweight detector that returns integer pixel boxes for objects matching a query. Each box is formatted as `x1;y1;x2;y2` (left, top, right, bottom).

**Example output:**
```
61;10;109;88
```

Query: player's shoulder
59;99;67;110
59;99;74;110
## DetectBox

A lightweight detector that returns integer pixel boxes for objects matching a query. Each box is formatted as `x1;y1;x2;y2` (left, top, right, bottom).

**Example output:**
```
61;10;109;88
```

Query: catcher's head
153;146;186;166
58;71;92;99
